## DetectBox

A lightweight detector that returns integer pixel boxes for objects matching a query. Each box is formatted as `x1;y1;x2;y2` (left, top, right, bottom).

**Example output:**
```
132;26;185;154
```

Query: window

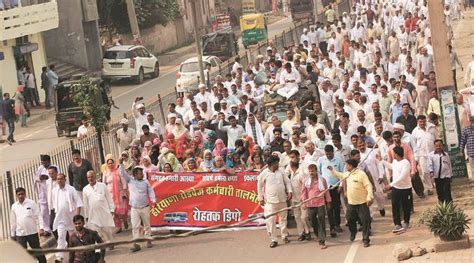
103;51;130;59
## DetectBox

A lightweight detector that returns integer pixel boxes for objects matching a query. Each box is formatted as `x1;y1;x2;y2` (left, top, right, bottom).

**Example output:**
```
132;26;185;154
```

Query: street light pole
125;0;141;43
190;0;206;85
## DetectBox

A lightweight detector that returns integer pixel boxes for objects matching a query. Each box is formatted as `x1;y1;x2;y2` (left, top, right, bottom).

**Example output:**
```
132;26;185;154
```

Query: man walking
317;145;345;237
429;140;453;203
286;150;311;241
69;215;106;263
382;147;413;233
329;159;374;247
41;66;51;109
52;173;83;262
10;187;47;263
24;67;39;107
118;163;156;252
460;116;474;179
1;93;15;145
83;170;115;242
412;115;437;195
68;149;94;200
257;156;292;248
34;154;55;237
47;65;59;107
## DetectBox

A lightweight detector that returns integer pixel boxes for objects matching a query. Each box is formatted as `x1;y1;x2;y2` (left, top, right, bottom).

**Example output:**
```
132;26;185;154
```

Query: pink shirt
387;143;417;175
301;177;332;208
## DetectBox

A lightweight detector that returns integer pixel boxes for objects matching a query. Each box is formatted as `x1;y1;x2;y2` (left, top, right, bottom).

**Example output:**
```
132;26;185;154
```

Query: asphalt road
0;16;294;174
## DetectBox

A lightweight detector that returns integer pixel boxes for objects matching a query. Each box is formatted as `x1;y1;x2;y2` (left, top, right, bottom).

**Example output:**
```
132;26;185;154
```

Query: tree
72;76;109;163
98;0;180;34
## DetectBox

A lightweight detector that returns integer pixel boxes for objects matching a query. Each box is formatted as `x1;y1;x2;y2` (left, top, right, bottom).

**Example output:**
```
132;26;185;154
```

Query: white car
102;45;159;84
176;56;222;93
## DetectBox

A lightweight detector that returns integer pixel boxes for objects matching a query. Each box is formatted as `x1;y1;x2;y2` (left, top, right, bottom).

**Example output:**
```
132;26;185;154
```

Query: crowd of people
7;0;474;262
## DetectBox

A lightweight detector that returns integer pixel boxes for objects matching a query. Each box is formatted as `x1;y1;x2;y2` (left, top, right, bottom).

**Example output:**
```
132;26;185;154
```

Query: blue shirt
317;155;345;186
120;166;156;208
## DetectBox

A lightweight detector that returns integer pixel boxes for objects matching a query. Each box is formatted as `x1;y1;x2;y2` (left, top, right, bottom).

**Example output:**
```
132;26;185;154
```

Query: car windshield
180;62;208;73
104;51;130;59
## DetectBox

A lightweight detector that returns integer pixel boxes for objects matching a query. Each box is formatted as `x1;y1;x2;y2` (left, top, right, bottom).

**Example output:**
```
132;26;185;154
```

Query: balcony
0;0;59;41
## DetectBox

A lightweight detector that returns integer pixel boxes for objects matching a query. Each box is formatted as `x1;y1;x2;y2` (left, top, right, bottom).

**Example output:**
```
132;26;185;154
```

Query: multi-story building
0;0;59;99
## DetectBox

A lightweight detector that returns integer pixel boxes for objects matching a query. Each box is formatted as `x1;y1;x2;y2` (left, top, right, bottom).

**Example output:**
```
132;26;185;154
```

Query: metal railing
0;18;311;240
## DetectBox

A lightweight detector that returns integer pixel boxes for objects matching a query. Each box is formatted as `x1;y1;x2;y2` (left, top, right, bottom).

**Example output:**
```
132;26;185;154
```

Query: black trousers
319;41;328;57
308;206;326;244
435;178;452;204
453;70;458;90
392;188;412;226
327;187;341;230
24;88;37;106
16;233;47;263
347;203;371;243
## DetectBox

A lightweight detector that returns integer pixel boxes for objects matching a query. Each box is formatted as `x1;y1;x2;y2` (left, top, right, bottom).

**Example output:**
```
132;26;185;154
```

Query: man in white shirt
34;154;55;237
52;173;83;262
257;156;293;248
308;27;319;45
278;63;301;100
411;115;436;195
116;118;135;152
382;146;413;233
10;187;47;263
145;114;164;141
218;115;245;148
83;170;115;242
175;97;189;118
194;84;211;108
319;81;336;124
300;28;310;44
77;116;94;140
132;97;149;135
388;56;401;80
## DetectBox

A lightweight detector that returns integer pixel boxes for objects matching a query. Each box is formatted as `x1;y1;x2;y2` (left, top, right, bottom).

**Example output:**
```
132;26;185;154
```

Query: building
0;0;59;99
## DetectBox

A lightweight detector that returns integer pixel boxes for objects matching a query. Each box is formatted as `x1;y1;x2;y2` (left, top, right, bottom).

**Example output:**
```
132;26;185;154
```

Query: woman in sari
158;147;183;171
199;149;214;171
102;154;129;233
189;132;204;158
164;113;177;137
203;131;217;152
14;86;27;127
165;133;177;154
129;145;142;167
163;163;173;172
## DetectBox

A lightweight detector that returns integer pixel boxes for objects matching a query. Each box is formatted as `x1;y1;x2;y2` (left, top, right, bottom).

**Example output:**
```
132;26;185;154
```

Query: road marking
114;67;178;99
343;240;360;263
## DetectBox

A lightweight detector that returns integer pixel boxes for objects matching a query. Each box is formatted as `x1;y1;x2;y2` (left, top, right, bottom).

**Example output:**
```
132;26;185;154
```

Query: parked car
102;45;160;84
176;56;222;93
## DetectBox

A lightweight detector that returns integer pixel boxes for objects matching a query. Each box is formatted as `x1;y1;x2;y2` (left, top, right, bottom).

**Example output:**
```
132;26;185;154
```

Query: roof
106;45;143;51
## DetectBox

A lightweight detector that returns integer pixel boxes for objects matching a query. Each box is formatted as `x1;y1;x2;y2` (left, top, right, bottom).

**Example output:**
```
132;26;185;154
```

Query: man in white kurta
278;63;301;100
83;171;115;242
52;173;83;262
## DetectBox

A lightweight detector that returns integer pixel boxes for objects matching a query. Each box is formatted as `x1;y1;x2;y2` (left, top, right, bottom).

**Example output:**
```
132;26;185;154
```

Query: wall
122;21;180;54
0;33;48;100
42;0;101;71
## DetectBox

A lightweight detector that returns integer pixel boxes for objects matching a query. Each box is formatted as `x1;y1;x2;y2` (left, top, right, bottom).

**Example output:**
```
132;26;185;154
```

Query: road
0;16;294;174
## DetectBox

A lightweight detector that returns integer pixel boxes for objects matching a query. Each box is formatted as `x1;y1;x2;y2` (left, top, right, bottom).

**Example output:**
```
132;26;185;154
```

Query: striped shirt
460;126;474;158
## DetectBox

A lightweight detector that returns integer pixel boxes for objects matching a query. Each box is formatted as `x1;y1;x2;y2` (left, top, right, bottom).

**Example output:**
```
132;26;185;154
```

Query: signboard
148;171;264;230
242;0;256;14
440;88;468;178
13;43;38;56
212;14;232;31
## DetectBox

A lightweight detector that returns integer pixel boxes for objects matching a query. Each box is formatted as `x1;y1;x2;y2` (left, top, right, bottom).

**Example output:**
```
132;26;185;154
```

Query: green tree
98;0;180;34
72;76;109;163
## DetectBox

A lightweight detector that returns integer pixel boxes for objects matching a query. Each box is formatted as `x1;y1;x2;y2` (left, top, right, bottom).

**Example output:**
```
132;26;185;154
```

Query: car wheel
136;68;144;84
151;62;160;78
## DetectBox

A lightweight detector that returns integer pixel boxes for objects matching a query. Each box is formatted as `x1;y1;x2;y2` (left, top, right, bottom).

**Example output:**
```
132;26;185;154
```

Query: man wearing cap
329;159;374;248
116;118;135;152
132;97;149;135
257;156;292;248
300;28;310;45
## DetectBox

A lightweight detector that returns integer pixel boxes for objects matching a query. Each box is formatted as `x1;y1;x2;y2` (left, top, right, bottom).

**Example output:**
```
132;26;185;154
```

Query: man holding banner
257;156;293;248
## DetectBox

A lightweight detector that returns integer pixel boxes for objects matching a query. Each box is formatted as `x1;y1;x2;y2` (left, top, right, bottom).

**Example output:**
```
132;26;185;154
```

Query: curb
25;109;55;127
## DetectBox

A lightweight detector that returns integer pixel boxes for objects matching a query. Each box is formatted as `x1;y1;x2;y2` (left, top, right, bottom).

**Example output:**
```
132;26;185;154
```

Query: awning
13;43;38;56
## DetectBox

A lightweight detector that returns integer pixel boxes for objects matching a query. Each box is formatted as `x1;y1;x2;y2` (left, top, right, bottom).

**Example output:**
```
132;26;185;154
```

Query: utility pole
427;0;468;178
190;0;206;85
125;0;141;43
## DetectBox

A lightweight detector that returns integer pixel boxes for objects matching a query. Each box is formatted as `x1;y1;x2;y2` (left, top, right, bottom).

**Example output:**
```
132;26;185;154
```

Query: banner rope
28;138;383;255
